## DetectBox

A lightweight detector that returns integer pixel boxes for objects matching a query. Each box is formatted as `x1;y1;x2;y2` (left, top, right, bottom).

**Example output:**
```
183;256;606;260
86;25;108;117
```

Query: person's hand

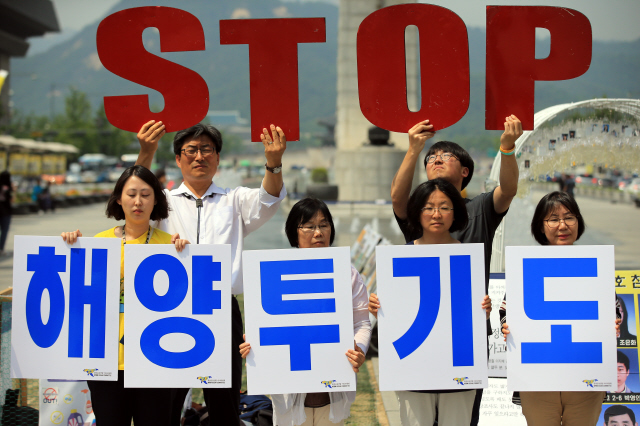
61;229;82;244
616;318;622;338
239;335;251;359
368;293;380;318
407;120;436;155
346;342;366;373
500;115;523;150
502;323;510;342
137;120;165;154
261;124;287;169
482;295;492;319
171;233;190;252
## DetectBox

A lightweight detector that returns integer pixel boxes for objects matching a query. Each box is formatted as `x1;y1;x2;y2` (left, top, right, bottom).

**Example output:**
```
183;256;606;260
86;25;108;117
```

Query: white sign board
12;236;120;381
124;244;232;388
242;247;356;395
377;243;488;391
505;245;616;392
39;379;95;426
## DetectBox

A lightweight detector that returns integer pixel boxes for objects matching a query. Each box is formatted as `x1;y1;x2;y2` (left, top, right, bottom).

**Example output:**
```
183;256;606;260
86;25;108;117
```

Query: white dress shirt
155;180;286;295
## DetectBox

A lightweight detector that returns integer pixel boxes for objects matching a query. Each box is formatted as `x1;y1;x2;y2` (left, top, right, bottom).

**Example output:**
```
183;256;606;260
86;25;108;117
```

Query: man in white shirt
136;120;287;424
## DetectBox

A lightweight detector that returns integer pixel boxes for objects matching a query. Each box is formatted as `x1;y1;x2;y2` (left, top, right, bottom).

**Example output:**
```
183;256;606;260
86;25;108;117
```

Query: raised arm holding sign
135;123;286;422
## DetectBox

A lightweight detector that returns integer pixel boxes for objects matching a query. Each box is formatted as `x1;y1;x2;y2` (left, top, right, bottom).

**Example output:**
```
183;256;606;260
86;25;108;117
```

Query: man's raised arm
493;115;522;214
259;124;287;197
135;120;166;170
391;120;435;219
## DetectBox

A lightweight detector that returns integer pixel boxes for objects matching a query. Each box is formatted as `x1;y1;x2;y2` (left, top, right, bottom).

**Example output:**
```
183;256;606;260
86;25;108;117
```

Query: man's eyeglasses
544;216;577;228
181;146;215;158
298;224;331;234
426;153;457;164
421;206;454;215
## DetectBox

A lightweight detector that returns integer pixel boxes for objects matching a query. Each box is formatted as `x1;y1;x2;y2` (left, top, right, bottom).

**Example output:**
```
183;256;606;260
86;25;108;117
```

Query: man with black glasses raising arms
371;116;522;426
136;119;287;424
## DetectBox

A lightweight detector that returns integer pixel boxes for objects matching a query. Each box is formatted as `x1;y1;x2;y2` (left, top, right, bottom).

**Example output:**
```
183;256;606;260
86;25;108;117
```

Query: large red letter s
220;18;326;142
357;4;470;133
486;6;592;130
96;7;209;133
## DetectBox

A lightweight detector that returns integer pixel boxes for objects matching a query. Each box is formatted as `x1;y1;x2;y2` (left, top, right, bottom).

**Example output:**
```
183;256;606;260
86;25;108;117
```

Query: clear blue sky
52;0;640;42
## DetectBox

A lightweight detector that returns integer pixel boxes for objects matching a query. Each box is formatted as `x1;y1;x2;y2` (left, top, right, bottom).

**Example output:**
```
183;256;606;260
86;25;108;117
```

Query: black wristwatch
265;163;282;174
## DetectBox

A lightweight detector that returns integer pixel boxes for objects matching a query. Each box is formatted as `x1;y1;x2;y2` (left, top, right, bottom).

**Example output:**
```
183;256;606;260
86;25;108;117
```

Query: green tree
55;87;94;152
93;104;136;157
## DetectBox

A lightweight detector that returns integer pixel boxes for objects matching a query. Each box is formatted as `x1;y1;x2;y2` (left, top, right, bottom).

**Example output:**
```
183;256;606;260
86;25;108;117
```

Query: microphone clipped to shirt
195;198;203;244
182;192;208;244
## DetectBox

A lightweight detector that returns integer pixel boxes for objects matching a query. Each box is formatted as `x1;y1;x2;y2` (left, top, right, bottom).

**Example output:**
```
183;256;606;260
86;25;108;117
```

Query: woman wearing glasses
369;178;492;425
239;197;371;425
501;191;621;425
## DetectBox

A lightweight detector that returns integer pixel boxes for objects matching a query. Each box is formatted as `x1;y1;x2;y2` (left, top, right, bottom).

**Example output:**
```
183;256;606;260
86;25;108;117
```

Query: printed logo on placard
50;411;64;424
320;380;350;389
196;376;225;385
453;377;468;385
583;378;612;388
63;394;73;404
83;369;112;377
42;387;58;404
453;377;482;386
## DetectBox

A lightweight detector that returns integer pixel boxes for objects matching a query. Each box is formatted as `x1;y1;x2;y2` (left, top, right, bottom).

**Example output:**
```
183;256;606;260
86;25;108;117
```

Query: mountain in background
10;0;640;151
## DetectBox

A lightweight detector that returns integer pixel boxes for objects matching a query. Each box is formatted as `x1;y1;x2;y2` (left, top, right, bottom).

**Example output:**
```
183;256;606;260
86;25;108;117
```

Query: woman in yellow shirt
62;165;188;426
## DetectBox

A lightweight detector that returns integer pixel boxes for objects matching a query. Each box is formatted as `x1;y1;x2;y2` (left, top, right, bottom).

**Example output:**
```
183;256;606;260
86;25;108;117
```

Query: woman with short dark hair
529;191;586;245
501;191;621;425
61;165;189;426
369;178;491;425
240;197;371;425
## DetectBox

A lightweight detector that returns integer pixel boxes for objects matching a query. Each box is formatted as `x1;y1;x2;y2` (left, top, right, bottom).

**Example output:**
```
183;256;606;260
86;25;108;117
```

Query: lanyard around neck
122;224;152;245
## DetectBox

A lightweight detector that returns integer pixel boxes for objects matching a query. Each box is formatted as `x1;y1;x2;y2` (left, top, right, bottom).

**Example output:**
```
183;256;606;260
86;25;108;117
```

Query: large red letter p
485;6;592;130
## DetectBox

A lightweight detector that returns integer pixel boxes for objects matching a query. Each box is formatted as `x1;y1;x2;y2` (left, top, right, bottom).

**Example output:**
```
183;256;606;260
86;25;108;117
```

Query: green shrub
311;167;328;183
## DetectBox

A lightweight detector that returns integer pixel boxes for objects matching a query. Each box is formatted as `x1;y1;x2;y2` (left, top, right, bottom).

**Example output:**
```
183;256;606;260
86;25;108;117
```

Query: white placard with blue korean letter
505;245;616;392
377;243;488;391
242;247;355;395
11;236;120;381
124;244;231;388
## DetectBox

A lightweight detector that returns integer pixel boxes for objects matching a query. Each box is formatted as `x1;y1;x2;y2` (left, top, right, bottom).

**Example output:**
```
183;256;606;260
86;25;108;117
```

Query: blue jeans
0;215;11;251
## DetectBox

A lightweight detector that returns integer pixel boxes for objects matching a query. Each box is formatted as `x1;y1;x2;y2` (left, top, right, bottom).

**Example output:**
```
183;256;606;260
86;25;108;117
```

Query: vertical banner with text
124;244;232;388
599;270;640;424
506;245;616;392
376;243;488;391
242;247;355;395
12;236;120;381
